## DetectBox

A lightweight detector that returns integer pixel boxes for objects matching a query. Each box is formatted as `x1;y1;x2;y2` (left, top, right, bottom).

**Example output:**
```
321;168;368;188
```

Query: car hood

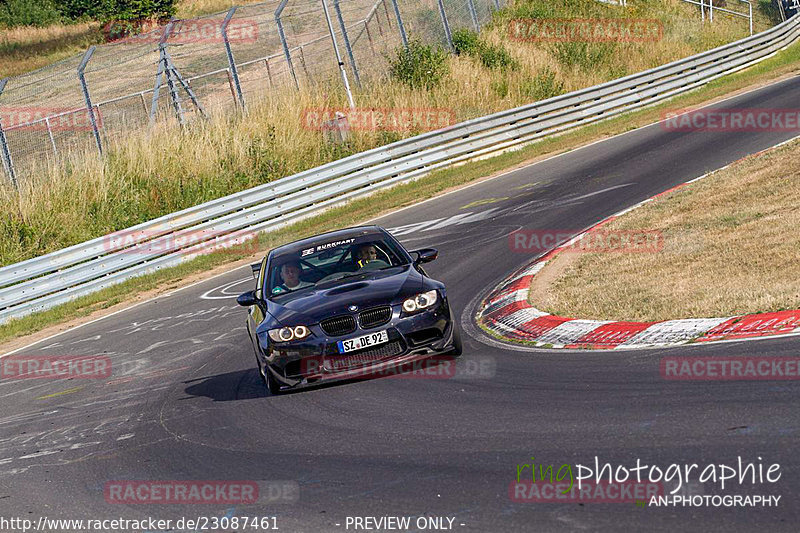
266;265;424;325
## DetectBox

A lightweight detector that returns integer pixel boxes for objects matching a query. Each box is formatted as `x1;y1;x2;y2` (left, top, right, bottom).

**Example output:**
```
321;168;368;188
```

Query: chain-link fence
0;0;504;186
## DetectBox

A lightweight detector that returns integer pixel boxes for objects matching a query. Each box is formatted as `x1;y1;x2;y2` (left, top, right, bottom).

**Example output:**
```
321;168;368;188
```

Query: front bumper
261;300;457;389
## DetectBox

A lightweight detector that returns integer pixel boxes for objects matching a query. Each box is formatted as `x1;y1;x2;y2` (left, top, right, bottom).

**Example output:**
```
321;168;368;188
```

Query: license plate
337;330;389;353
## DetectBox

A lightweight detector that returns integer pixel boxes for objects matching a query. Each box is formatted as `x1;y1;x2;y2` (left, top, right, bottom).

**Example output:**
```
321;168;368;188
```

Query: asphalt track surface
2;76;800;533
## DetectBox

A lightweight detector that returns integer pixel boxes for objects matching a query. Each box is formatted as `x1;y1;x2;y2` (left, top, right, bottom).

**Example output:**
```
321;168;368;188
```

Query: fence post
333;0;361;87
221;7;246;110
276;0;300;90
150;41;167;125
436;0;454;51
322;0;356;107
389;0;409;49
493;0;500;10
0;78;18;188
383;0;392;28
77;46;103;157
45;116;58;158
467;0;480;32
264;58;274;87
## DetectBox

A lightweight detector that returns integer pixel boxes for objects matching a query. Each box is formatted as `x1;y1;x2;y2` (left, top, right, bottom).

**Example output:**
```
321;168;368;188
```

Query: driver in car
355;244;378;268
273;261;313;294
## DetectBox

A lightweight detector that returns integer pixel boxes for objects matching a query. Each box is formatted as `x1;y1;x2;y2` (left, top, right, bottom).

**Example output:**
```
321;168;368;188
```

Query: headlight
402;290;438;314
268;325;311;342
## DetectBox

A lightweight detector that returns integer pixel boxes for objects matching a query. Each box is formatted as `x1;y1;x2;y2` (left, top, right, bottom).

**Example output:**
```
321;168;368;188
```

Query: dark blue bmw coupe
237;226;462;393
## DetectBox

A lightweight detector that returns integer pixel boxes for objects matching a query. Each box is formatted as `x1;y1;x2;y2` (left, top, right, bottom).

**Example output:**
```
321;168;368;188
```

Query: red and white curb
477;162;800;350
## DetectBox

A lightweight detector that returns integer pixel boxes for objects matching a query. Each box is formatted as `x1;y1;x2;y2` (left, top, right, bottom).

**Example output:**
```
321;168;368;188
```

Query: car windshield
266;233;409;297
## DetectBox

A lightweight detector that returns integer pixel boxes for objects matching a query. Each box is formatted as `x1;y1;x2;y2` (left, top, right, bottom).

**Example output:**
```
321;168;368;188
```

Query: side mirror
237;290;260;307
250;261;261;280
411;248;438;264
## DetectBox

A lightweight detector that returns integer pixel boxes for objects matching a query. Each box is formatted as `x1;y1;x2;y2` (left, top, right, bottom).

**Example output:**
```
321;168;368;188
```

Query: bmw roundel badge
348;305;359;312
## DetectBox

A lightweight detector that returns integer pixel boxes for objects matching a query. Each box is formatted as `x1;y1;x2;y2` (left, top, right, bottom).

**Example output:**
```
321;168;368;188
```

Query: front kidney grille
358;306;392;329
320;315;356;336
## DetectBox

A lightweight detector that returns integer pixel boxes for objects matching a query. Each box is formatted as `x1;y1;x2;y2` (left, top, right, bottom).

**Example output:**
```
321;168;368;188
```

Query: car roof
269;225;388;256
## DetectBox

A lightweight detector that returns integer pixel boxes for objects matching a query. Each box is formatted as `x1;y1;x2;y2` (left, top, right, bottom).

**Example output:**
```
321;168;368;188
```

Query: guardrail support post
77;46;103;157
334;0;361;88
0;79;18;188
276;0;300;90
221;7;246;110
436;0;454;51
389;0;408;49
467;0;480;32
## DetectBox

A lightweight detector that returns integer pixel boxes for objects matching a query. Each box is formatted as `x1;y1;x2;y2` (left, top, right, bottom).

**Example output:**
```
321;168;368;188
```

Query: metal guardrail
1;15;799;324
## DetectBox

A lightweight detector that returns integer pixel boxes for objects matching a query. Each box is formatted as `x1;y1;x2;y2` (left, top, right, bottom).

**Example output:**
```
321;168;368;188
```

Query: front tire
256;353;282;395
447;321;463;357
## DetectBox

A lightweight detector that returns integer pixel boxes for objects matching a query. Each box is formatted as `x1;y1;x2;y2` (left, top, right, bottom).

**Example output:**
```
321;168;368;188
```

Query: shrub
388;39;449;90
758;0;783;26
521;67;565;101
550;41;617;72
0;0;62;27
0;0;177;27
452;28;481;56
452;28;519;71
61;0;177;23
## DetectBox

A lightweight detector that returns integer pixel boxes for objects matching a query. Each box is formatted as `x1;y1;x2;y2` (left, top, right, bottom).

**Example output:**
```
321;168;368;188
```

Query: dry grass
531;141;800;321
0;0;267;78
176;0;271;18
2;38;799;342
0;23;103;78
0;0;783;264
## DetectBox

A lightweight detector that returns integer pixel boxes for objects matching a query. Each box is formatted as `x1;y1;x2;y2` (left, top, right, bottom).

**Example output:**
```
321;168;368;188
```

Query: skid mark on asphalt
461;197;509;209
36;386;83;400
